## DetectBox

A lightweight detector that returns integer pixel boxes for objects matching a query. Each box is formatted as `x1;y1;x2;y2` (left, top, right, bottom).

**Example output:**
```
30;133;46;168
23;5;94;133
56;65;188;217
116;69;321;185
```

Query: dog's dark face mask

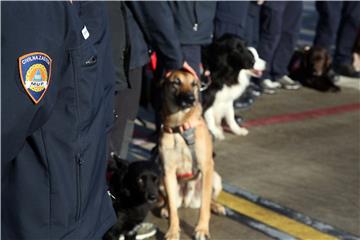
126;161;162;205
133;170;160;204
165;71;200;109
109;156;162;205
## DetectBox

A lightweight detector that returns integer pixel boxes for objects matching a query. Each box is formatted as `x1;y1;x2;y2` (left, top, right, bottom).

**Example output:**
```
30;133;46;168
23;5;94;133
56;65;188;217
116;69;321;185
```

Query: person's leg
313;1;343;50
257;2;286;93
245;2;261;48
258;2;286;81
109;67;143;159
214;2;250;40
271;1;303;81
334;2;360;65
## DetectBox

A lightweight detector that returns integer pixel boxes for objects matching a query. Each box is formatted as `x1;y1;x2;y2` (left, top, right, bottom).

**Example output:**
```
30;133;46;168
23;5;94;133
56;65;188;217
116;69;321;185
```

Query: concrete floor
135;79;360;240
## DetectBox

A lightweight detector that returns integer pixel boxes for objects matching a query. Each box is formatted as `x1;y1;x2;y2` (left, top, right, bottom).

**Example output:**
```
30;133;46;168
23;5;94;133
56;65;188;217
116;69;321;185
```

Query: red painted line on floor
241;102;360;128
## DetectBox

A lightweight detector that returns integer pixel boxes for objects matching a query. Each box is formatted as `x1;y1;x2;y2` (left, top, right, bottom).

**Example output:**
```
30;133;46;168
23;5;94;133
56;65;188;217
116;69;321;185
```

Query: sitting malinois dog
159;70;224;240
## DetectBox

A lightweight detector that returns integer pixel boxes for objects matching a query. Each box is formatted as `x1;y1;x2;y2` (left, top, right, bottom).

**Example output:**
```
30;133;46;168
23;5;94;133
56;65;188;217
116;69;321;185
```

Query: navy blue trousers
214;1;260;48
258;1;303;80
214;1;250;40
314;1;360;65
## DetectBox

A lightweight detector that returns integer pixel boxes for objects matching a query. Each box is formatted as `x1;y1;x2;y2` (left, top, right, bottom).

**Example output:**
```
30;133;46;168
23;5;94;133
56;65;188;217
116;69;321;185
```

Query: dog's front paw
211;202;226;216
160;207;169;219
193;227;210;240
212;128;225;140
165;228;180;240
234;127;248;136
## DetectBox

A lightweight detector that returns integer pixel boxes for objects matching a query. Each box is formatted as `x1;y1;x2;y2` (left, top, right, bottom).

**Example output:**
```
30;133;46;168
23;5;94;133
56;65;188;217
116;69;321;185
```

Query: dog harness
162;125;200;182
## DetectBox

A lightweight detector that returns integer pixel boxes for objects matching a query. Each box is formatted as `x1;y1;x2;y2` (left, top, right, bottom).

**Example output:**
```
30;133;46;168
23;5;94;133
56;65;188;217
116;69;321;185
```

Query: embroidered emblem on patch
18;52;52;104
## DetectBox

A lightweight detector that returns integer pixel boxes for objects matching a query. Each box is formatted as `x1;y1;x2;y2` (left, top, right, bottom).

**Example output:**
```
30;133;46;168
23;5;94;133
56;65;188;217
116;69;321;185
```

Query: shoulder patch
18;52;52;104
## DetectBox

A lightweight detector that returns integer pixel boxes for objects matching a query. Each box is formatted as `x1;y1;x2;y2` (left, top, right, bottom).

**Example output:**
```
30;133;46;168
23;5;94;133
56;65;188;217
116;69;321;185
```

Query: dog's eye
137;178;144;185
191;81;197;87
173;78;181;85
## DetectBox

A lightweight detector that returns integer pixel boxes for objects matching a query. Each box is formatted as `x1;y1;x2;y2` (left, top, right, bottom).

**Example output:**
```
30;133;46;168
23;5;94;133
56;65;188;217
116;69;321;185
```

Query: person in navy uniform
1;2;117;239
105;2;215;160
256;1;303;94
314;1;360;78
124;2;215;136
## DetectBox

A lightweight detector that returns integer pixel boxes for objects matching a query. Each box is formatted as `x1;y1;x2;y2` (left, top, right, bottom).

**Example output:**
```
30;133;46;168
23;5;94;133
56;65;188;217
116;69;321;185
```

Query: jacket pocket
73;43;101;128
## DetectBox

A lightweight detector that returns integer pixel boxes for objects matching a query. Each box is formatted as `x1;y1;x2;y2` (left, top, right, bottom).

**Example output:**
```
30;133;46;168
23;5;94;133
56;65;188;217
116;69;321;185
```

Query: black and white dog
202;34;265;140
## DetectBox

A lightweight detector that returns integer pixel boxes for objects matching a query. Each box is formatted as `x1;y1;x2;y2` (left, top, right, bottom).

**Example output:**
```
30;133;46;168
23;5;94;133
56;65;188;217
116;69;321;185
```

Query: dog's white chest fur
215;71;250;103
204;70;250;139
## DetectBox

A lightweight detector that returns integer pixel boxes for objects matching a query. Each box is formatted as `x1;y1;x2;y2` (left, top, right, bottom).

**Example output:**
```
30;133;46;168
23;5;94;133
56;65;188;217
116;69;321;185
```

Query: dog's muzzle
176;92;195;108
146;193;158;204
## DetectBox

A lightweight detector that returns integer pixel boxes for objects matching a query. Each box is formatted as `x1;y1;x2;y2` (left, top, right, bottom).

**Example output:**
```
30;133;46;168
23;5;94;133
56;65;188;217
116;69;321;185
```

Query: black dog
103;155;162;240
288;46;340;92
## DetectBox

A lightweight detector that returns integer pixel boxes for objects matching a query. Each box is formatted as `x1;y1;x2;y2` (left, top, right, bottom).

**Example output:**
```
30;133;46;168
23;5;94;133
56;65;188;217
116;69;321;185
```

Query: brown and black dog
289;46;340;92
158;70;224;240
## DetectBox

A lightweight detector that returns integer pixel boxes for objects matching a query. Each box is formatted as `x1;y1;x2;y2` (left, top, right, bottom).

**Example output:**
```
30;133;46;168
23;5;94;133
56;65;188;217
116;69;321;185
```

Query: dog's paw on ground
212;130;225;140
211;202;226;216
234;127;249;136
165;228;180;240
160;207;169;219
193;228;210;240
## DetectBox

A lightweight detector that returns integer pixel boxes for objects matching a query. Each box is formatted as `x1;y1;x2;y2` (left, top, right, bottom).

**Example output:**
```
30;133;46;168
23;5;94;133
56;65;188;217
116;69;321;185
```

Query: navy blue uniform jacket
126;2;215;70
1;2;116;239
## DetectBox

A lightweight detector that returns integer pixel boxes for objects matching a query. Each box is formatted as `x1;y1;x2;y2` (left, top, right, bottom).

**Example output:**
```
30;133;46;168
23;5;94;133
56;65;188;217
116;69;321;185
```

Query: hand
182;61;199;80
165;61;199;80
179;116;203;133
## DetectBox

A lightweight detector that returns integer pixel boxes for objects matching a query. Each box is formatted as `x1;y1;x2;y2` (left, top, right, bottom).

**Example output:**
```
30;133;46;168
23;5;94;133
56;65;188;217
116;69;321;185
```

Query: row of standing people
110;1;360;237
2;1;359;239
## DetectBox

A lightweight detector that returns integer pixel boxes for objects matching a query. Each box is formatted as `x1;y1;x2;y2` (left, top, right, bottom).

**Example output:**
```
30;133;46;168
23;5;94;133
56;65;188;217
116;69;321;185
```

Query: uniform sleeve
1;2;77;162
126;2;184;70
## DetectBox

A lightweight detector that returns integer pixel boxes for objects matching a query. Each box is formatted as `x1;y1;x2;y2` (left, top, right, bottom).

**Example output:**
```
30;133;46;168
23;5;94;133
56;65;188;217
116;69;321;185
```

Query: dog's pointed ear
158;76;166;87
150;145;161;165
111;153;129;170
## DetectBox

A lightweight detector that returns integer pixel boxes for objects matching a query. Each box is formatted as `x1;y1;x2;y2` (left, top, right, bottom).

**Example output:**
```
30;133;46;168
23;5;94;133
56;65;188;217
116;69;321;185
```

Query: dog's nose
184;92;195;103
181;92;195;105
147;194;157;203
177;92;196;108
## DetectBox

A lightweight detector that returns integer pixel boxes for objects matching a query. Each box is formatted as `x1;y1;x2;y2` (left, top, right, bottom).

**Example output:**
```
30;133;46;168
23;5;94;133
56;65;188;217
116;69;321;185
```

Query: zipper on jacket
71;50;83;223
75;153;82;222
